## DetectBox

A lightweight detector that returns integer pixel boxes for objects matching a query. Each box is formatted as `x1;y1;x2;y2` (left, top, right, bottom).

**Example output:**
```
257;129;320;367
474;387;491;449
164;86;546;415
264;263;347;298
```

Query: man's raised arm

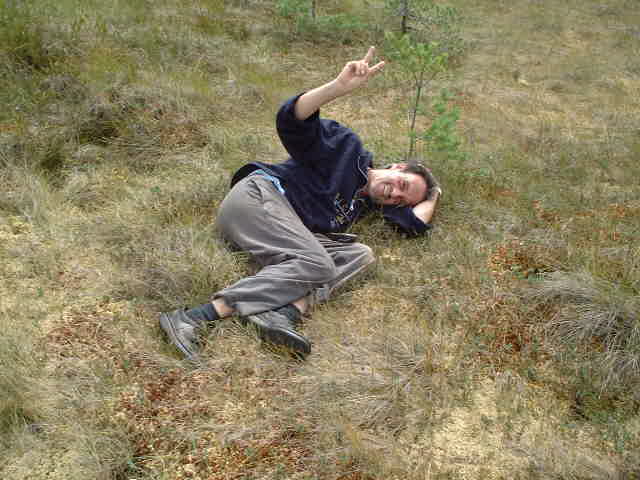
294;46;385;121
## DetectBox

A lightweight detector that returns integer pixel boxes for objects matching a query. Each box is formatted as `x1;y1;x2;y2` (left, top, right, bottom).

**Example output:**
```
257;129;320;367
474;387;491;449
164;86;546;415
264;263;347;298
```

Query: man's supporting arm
412;187;442;224
294;46;385;121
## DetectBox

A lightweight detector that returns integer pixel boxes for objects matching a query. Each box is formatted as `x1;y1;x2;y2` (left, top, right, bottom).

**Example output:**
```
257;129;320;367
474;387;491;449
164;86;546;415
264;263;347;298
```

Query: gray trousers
213;175;375;316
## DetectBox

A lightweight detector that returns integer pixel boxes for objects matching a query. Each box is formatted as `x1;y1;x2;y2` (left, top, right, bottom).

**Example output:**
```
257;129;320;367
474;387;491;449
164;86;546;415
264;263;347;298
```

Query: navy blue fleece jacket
230;94;431;236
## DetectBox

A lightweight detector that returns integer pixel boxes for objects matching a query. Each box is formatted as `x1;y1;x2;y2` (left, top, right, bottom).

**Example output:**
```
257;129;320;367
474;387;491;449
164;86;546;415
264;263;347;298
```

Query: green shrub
384;0;466;59
275;0;370;44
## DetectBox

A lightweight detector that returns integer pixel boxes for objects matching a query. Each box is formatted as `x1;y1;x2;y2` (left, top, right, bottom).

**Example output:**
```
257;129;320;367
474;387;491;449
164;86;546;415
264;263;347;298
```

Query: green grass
1;0;640;478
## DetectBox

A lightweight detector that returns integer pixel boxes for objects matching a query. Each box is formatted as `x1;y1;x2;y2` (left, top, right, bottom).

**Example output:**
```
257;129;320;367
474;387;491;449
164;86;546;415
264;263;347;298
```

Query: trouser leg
214;176;336;316
311;234;375;305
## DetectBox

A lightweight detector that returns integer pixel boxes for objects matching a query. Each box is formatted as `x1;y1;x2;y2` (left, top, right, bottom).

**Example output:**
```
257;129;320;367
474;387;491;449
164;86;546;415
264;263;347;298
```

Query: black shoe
241;305;311;357
159;309;205;360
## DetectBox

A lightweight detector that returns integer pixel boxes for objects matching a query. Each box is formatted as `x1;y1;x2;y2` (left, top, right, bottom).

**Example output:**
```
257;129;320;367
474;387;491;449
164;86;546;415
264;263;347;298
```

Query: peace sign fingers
363;46;376;64
335;46;385;93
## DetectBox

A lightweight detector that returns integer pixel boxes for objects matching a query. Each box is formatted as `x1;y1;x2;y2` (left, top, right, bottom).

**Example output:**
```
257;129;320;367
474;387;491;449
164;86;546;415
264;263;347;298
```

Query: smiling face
365;165;428;207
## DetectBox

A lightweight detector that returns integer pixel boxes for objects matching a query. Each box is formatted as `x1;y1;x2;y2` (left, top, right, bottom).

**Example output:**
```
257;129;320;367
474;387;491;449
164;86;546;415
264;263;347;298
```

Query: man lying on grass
160;46;442;360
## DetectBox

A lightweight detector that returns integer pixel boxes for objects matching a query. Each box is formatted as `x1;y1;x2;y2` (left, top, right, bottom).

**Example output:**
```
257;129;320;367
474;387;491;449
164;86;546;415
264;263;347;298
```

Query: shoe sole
244;315;311;356
159;313;199;361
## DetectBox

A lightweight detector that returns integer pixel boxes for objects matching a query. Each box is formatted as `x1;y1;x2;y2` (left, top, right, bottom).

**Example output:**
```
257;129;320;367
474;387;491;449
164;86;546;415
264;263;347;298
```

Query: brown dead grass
2;0;640;479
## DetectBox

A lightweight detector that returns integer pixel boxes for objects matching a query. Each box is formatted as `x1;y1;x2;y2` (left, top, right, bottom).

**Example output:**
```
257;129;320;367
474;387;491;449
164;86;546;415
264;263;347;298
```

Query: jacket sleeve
382;205;433;237
276;93;322;161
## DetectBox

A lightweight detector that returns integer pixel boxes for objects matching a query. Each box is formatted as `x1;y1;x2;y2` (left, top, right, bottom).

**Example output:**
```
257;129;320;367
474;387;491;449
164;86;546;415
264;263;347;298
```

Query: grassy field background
1;0;639;478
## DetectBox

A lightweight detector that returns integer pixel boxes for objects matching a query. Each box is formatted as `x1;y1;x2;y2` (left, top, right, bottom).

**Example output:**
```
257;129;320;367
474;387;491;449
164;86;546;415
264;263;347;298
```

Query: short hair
386;159;439;202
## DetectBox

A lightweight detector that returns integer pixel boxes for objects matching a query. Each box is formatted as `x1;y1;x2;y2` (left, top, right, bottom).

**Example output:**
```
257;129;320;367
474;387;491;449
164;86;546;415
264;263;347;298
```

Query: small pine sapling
384;32;447;160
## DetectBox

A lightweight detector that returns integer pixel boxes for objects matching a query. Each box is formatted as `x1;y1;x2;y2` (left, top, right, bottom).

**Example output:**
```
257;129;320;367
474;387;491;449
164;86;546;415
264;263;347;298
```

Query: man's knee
306;251;338;284
355;243;375;267
313;243;374;283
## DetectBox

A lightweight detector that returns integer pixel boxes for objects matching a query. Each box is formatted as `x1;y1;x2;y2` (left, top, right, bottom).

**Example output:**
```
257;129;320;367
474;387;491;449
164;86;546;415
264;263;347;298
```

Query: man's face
366;165;428;207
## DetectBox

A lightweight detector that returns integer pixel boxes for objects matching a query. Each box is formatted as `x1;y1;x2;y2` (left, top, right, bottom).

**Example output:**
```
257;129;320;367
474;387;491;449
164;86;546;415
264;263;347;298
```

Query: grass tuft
0;1;60;71
526;270;640;391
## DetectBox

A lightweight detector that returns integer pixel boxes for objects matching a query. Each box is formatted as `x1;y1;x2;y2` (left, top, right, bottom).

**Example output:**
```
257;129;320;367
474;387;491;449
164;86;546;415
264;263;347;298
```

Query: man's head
365;161;437;207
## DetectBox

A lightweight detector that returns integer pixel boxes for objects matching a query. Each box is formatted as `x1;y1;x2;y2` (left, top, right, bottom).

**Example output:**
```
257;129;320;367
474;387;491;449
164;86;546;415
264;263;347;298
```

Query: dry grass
1;0;639;478
525;270;640;390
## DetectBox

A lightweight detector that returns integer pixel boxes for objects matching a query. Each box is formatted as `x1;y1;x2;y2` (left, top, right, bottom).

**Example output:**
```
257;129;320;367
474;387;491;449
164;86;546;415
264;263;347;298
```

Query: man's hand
294;46;385;121
334;46;386;95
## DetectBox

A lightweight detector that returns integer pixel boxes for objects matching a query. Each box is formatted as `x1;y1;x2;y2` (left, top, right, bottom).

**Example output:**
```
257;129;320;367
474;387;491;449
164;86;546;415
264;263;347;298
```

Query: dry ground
1;0;639;479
